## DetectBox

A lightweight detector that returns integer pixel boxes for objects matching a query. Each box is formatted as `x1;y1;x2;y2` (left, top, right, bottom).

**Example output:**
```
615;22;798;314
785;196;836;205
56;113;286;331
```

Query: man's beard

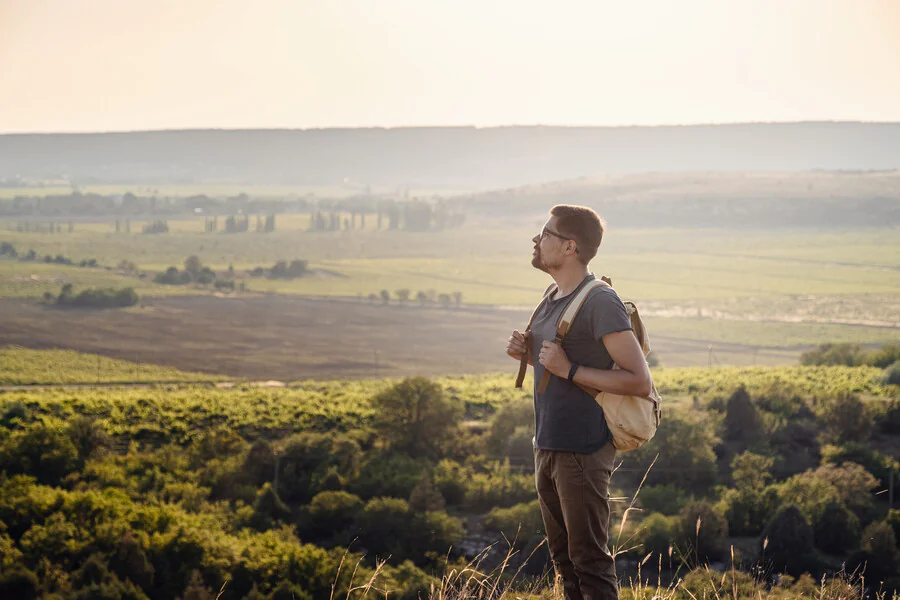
532;250;561;273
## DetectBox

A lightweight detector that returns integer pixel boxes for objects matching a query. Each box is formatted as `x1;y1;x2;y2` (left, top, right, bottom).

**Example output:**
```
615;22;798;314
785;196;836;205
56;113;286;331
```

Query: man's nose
532;235;540;244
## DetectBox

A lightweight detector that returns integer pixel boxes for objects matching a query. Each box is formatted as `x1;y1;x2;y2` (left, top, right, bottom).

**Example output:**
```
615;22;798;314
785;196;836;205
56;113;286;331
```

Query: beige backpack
514;277;662;452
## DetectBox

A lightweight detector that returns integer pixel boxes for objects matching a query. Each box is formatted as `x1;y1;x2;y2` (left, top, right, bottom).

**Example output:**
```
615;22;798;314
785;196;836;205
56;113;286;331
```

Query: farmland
0;217;897;371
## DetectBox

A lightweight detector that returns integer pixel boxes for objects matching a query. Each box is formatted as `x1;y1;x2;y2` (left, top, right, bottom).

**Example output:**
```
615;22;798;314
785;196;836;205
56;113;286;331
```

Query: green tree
858;521;900;580
812;462;879;520
0;419;80;485
760;505;817;577
722;452;777;536
249;483;291;531
724;386;763;445
179;569;213;600
183;255;202;279
355;497;413;559
776;471;841;523
0;568;39;600
814;500;860;555
636;513;678;558
820;394;872;444
621;413;718;495
800;343;865;366
674;501;728;564
304;490;363;540
408;474;445;512
276;432;361;503
370;378;463;459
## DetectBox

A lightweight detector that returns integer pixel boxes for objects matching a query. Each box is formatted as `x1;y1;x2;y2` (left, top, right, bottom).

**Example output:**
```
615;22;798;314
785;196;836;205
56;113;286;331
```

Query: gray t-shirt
531;274;633;453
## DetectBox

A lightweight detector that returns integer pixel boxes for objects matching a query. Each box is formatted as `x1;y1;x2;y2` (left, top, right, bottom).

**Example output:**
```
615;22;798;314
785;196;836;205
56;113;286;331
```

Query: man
506;205;652;600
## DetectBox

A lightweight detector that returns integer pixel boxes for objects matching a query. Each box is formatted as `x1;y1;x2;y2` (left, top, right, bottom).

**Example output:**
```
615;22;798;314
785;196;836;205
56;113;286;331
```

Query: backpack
514;277;662;452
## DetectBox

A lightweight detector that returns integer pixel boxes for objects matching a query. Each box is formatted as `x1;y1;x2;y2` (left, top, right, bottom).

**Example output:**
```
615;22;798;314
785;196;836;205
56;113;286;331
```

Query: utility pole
890;468;894;510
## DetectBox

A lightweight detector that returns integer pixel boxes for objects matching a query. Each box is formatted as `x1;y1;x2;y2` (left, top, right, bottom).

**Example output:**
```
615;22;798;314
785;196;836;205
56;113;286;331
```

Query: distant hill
1;122;899;189
459;171;900;227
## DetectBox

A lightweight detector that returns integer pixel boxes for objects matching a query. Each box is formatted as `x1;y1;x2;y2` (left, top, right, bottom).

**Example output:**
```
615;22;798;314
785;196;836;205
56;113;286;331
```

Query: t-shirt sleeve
586;289;633;342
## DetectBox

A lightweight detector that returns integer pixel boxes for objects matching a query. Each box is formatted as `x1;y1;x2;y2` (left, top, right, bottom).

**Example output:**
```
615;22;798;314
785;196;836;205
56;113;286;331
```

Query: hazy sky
2;0;899;133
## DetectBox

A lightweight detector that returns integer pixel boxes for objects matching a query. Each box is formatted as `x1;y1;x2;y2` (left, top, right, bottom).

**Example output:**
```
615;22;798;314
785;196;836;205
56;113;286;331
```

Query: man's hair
550;204;605;265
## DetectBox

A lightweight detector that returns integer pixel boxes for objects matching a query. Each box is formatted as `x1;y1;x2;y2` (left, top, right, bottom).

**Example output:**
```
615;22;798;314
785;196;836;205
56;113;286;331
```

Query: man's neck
550;265;591;298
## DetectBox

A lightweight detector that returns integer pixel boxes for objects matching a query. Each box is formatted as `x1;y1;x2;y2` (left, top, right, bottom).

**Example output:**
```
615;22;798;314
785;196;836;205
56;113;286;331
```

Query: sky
1;0;899;133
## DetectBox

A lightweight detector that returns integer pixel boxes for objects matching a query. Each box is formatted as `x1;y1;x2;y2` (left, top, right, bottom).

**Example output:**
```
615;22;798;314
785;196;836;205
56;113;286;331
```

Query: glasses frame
540;227;579;253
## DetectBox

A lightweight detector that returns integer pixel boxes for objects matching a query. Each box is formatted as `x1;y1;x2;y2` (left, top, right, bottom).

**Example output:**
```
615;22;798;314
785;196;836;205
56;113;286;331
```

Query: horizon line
3;119;900;136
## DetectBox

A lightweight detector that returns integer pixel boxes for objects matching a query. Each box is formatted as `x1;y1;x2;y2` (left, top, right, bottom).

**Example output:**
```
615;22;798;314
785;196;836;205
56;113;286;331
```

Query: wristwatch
567;363;580;383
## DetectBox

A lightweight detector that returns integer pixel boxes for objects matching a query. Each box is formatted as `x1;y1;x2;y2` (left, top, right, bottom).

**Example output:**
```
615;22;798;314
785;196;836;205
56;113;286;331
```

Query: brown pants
534;442;618;600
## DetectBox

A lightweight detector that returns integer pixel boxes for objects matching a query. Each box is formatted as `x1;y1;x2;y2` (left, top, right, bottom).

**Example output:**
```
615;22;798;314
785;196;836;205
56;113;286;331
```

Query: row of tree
368;289;463;307
0;241;101;268
42;283;139;308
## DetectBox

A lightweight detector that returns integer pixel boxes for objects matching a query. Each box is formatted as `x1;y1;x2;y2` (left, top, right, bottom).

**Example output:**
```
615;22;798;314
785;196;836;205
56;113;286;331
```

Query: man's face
531;216;573;272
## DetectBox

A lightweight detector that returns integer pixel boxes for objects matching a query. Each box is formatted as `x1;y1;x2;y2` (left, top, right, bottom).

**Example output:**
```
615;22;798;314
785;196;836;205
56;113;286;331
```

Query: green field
0;346;227;385
1;222;897;353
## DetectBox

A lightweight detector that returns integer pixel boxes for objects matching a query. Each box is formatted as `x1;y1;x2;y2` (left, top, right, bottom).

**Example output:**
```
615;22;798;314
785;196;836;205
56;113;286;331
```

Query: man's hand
506;330;528;360
539;341;572;378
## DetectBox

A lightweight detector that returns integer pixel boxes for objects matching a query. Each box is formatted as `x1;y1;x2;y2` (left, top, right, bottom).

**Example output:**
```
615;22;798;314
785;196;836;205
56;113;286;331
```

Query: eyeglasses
539;227;579;253
540;227;571;241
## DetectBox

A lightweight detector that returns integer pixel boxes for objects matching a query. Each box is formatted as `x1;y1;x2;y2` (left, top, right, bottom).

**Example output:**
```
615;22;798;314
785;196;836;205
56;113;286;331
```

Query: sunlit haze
2;0;899;133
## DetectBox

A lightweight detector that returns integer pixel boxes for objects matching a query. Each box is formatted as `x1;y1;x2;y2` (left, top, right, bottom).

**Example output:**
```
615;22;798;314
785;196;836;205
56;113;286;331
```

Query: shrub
154;266;191;285
53;285;140;308
620;413;718;495
249;483;291;530
408;474;445;512
868;344;900;368
269;260;308;279
674;501;728;564
355;497;413;559
888;509;900;542
812;462;879;520
0;419;80;485
277;432;361;503
883;362;900;388
760;505;817;577
485;397;534;458
370;377;463;459
767;420;820;479
484;500;543;547
818;394;873;443
858;521;900;580
801;343;866;366
814;500;860;555
820;442;898;489
432;459;470;506
304;491;363;541
407;510;463;563
775;471;841;523
635;513;678;558
0;567;39;600
464;460;534;511
349;452;430;500
720;485;778;537
723;386;763;445
636;485;689;516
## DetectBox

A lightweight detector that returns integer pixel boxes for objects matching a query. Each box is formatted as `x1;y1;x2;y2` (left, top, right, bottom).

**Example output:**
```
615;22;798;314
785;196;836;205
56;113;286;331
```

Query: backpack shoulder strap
514;283;558;389
536;278;609;394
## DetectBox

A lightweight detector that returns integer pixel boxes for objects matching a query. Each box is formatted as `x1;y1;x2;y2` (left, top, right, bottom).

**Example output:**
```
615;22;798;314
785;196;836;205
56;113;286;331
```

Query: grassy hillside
0;353;898;598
